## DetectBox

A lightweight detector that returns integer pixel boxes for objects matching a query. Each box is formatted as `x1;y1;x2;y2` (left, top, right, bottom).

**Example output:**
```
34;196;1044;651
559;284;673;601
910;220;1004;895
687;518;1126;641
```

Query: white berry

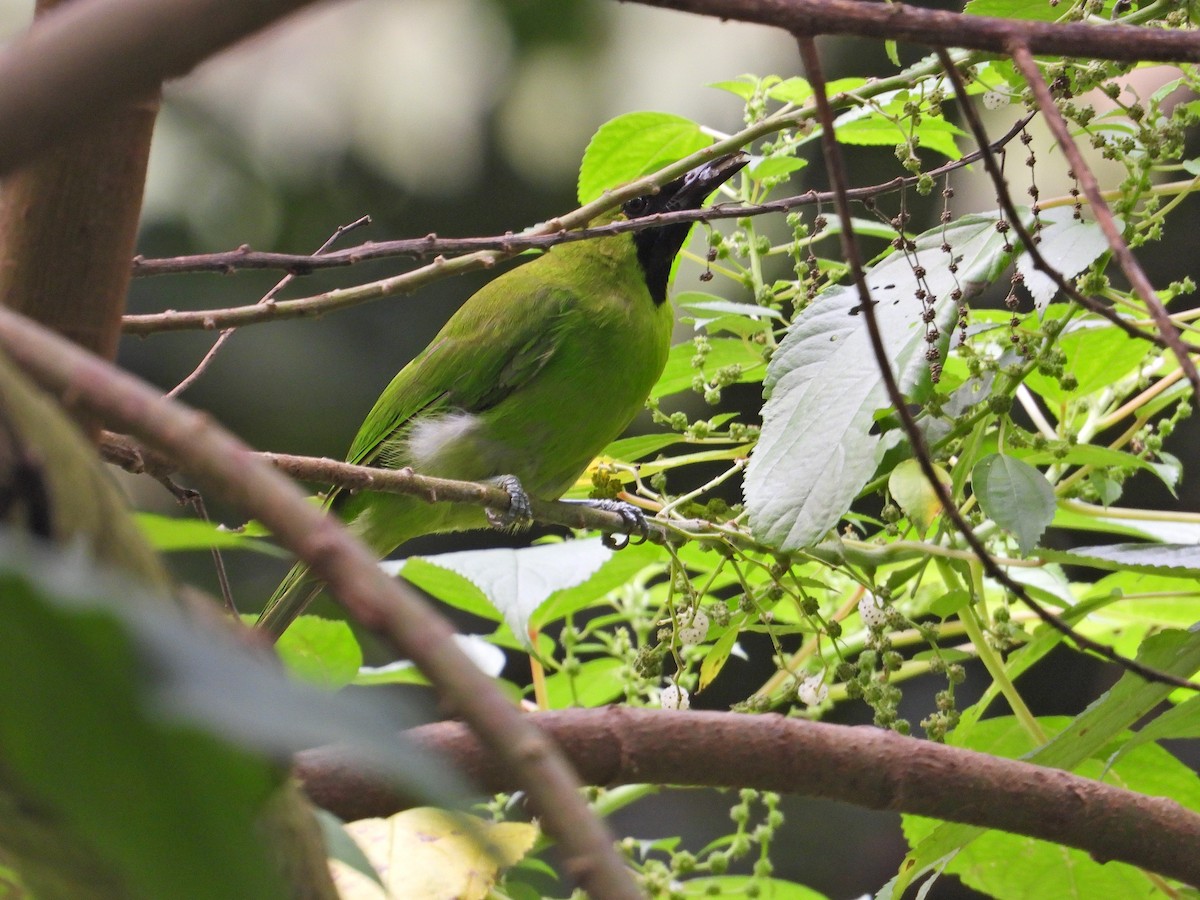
982;90;1009;110
797;673;829;708
859;593;887;629
660;682;691;710
678;610;710;646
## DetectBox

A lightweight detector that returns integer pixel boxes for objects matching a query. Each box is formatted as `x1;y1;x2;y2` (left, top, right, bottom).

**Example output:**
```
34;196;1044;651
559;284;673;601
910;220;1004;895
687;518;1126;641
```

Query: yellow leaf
331;808;538;900
888;459;951;535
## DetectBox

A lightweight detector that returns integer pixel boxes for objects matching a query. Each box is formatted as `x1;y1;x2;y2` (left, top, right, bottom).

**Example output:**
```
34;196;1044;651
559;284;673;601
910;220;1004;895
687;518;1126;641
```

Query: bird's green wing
346;275;574;468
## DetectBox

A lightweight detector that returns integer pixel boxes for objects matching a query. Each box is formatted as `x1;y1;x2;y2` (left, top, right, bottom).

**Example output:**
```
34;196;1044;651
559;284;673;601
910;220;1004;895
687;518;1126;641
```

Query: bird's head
622;151;749;304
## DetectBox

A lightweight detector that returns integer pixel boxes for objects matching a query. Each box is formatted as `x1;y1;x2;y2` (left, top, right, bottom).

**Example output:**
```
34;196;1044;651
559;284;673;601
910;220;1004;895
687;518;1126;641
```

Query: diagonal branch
130;118;1037;279
933;52;1200;361
0;307;641;900
295;708;1200;888
1006;42;1200;400
795;36;1198;692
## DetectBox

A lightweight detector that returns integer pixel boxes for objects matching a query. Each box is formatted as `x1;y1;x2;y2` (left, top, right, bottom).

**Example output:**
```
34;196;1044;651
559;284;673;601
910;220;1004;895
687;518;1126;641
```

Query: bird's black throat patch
631;221;693;306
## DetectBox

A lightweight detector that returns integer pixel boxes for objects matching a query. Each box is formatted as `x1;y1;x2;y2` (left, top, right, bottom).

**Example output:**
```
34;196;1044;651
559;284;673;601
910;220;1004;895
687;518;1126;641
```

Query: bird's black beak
625;151;749;304
625;151;749;219
659;151;750;212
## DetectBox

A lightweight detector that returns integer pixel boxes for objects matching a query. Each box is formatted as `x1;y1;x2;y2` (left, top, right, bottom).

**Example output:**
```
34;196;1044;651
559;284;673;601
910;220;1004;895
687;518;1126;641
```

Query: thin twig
1006;42;1200;399
130;126;1033;279
937;52;1200;358
167;216;371;399
796;35;1198;691
0;306;641;900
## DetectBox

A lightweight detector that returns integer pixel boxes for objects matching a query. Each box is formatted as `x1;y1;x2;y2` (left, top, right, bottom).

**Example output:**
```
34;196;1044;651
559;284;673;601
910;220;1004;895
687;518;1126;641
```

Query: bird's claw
487;475;534;532
575;498;650;550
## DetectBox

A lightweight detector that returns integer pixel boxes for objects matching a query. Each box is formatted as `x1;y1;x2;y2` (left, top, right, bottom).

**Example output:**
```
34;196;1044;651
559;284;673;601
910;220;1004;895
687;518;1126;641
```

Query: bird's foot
562;498;651;549
486;475;534;532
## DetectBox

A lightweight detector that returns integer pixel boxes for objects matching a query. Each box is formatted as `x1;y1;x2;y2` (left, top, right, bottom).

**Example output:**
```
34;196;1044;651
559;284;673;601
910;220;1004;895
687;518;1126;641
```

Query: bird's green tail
256;559;322;640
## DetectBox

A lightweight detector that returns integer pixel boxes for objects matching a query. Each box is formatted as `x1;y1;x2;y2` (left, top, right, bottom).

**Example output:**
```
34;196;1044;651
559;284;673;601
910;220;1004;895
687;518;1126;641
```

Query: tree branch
796;35;1198;691
0;308;641;900
295;708;1200;888
130;118;1035;279
623;0;1200;63
1007;41;1200;399
934;54;1200;365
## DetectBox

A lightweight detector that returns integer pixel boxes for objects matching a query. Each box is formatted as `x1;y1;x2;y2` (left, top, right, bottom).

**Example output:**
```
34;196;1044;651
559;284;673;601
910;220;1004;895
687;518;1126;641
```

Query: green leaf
825;77;869;97
885;39;901;67
746;213;1021;550
578;112;711;204
964;0;1066;20
653;337;766;400
274;616;363;689
709;76;759;101
765;76;813;105
677;292;783;337
542;657;626;708
971;454;1055;554
749;155;808;181
1078;571;1200;654
834;109;965;160
1024;323;1151;406
602;432;684;463
1016;207;1111;311
909;718;1199;899
1016;443;1163;483
135;512;280;554
900;631;1200;894
1039;629;1200;763
391;556;501;622
1108;693;1200;765
680;874;829;898
928;588;970;619
1039;542;1200;578
0;535;458;900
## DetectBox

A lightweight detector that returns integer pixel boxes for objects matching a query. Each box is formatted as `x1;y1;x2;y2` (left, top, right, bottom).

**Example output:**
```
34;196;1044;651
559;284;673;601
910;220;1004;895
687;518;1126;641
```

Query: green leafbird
257;151;748;637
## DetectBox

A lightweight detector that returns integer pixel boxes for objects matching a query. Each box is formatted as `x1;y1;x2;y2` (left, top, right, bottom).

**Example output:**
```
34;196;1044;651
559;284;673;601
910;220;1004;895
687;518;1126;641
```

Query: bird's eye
624;196;649;217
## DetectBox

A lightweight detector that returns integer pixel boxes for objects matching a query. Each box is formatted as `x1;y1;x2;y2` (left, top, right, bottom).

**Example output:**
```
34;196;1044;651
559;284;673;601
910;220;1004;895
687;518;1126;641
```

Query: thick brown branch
295;708;1200;887
0;309;640;900
625;0;1200;63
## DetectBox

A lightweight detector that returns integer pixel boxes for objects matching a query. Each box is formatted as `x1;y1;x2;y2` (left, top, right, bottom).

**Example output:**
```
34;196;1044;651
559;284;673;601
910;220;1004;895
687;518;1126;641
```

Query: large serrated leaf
745;213;1019;551
1016;207;1112;311
971;454;1055;554
577;112;711;204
